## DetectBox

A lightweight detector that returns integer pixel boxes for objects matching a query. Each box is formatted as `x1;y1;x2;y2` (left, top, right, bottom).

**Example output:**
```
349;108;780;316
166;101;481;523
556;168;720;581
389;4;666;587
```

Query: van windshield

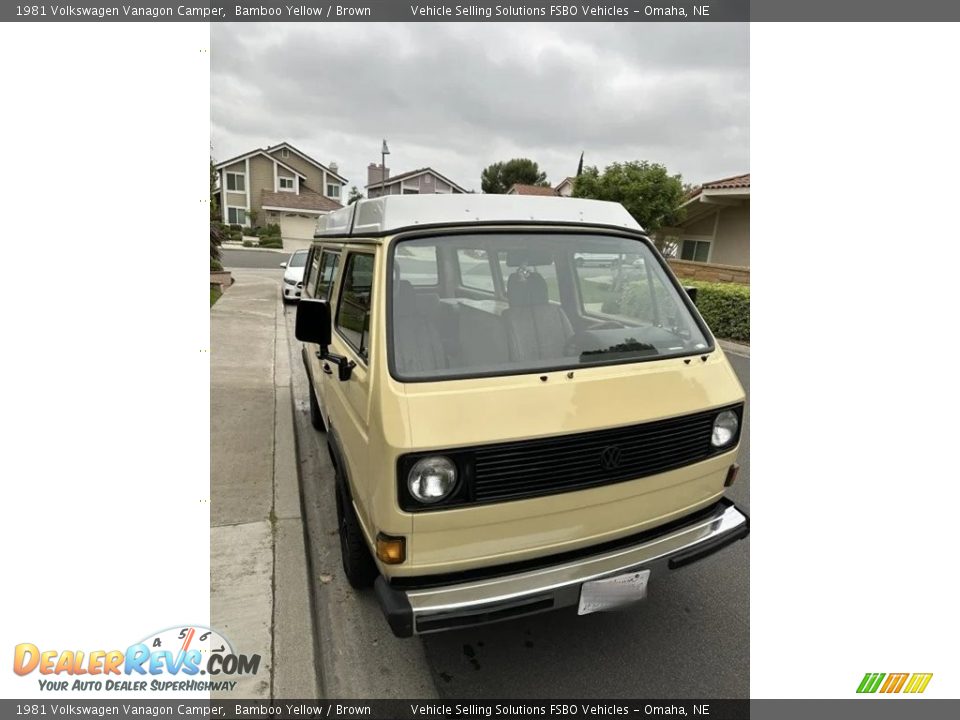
390;233;710;380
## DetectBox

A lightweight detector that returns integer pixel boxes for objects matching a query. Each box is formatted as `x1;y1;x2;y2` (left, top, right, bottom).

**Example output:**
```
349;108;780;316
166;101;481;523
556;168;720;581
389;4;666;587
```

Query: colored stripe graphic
880;673;908;693
904;673;933;694
856;673;885;693
858;672;933;694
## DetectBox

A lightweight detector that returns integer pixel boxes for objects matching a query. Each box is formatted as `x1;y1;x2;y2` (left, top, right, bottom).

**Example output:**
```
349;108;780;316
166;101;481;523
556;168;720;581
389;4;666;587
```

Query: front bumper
283;281;303;300
375;498;748;637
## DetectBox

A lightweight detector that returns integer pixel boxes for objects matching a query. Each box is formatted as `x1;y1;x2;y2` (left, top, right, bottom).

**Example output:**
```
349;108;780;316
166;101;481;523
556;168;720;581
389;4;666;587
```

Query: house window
680;239;711;263
279;177;294;191
326;183;340;198
227;207;246;225
280;148;289;158
402;188;419;195
225;172;246;192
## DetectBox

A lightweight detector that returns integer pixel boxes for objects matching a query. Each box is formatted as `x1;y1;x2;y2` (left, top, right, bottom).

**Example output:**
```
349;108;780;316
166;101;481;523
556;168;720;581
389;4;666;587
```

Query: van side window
395;245;438;286
315;250;340;300
304;247;320;291
457;249;496;293
335;252;374;359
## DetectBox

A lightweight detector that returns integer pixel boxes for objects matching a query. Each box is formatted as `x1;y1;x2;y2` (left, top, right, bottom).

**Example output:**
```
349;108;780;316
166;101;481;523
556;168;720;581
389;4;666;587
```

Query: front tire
308;381;326;431
335;479;378;589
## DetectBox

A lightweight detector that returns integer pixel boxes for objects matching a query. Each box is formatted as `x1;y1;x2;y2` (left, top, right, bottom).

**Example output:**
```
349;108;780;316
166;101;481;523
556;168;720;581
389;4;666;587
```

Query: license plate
577;569;651;615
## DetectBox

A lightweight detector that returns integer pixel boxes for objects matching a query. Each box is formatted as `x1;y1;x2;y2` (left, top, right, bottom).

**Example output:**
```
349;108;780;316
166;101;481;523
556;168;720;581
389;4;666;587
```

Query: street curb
271;296;320;699
222;243;287;254
718;339;750;358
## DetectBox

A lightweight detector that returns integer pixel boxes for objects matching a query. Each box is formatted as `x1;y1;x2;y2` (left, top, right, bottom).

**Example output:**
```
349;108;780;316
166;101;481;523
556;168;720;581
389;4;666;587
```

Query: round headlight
712;410;739;447
408;456;457;504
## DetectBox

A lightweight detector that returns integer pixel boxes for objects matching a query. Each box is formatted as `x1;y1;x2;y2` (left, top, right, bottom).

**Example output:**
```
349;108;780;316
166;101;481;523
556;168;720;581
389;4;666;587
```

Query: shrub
242;239;254;248
210;258;223;271
259;238;282;249
682;280;750;343
611;278;749;343
229;223;242;232
210;221;225;263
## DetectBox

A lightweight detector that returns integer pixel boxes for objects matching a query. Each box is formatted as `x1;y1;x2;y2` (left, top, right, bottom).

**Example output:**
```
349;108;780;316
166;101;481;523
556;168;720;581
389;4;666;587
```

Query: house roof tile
508;183;560;196
261;188;343;213
686;173;751;200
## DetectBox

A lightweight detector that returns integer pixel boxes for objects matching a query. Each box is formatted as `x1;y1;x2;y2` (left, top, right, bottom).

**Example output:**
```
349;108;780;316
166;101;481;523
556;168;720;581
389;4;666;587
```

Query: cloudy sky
211;23;748;194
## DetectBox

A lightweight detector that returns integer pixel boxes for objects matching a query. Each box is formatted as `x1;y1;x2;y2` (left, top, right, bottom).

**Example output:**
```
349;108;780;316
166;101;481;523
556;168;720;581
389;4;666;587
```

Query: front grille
469;405;741;504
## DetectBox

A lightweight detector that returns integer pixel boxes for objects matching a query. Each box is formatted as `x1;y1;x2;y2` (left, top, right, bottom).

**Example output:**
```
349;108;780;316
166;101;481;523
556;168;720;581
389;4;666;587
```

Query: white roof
315;194;643;237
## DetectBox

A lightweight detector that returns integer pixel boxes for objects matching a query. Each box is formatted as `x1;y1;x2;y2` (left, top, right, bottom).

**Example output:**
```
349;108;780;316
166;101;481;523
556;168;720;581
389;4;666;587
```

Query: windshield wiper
580;339;658;359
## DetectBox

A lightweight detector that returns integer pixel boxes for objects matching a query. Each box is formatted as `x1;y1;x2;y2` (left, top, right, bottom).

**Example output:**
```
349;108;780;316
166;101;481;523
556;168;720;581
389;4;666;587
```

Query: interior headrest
505;248;553;268
507;271;549;307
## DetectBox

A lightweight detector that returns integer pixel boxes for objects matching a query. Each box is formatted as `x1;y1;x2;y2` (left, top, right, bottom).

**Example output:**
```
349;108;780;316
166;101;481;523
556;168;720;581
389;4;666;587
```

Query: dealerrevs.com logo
13;625;261;692
857;672;933;694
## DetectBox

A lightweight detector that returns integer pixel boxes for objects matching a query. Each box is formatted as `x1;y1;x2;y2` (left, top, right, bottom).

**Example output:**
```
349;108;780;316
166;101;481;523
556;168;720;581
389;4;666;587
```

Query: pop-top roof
315;194;642;237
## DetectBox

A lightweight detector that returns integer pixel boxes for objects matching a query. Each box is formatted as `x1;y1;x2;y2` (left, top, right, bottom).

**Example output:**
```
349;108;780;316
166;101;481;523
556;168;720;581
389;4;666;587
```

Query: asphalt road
221;247;289;269
285;298;749;698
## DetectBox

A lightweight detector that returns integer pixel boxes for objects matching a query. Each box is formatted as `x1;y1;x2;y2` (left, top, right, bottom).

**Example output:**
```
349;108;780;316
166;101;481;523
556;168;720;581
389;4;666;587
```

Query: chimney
329;162;338;175
367;162;389;187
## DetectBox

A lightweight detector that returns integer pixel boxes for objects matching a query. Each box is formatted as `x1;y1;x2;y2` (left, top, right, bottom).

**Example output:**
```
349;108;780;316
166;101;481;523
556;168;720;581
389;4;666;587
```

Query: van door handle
322;363;333;375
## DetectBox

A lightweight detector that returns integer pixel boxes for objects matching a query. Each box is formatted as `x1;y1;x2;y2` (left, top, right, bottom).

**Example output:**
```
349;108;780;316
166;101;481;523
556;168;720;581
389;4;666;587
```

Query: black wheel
335;479;378;589
308;381;326;431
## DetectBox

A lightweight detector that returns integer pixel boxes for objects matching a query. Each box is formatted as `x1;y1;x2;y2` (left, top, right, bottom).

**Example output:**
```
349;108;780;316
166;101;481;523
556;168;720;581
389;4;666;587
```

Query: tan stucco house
214;142;347;244
672;173;750;268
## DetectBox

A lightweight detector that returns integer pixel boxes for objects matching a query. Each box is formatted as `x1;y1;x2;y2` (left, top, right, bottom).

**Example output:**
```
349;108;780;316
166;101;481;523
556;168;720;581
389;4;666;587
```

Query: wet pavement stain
462;643;481;670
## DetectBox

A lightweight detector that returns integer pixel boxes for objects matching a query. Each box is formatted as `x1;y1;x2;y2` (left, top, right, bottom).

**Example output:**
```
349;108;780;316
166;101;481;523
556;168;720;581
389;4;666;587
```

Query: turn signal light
724;463;740;487
376;533;406;564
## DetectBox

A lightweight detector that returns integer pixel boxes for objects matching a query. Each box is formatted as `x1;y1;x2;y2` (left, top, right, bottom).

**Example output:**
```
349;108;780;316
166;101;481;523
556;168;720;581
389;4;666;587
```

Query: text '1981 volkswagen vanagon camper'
294;194;748;637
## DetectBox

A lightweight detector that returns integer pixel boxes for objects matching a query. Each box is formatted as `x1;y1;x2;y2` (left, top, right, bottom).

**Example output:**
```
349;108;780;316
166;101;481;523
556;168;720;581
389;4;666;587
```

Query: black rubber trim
389;498;741;590
374;575;413;638
668;513;750;569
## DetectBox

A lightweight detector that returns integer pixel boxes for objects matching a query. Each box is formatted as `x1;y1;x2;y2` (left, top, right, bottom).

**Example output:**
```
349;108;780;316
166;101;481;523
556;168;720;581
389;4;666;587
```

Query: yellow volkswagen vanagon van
294;194;748;637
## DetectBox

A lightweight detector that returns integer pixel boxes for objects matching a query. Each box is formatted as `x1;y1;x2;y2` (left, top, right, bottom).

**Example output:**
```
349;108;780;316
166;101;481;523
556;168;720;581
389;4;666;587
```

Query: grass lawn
210;286;222;306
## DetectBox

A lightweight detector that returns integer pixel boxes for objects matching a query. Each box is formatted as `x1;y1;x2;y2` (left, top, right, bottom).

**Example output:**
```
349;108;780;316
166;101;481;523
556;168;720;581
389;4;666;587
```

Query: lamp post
381;139;390;197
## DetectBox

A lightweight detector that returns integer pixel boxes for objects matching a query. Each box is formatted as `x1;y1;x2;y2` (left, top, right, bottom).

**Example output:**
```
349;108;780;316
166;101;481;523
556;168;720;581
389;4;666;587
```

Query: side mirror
684;286;698;305
295;299;332;346
280;262;287;268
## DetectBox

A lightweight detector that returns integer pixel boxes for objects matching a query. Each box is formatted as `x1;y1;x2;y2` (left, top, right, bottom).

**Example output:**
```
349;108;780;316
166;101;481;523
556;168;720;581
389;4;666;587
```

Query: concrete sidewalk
210;270;318;699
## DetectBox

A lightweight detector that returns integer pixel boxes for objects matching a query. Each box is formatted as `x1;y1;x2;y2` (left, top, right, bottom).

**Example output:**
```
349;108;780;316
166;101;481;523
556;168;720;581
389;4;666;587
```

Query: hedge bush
242;239;254;248
682;280;749;343
607;278;749;343
210;258;223;271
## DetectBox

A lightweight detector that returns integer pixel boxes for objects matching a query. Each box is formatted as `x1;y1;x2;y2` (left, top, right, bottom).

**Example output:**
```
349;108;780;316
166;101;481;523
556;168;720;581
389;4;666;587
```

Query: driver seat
502;271;575;362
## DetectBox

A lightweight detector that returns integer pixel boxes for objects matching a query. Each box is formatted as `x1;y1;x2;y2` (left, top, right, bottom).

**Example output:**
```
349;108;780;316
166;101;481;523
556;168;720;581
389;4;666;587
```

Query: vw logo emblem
600;445;623;470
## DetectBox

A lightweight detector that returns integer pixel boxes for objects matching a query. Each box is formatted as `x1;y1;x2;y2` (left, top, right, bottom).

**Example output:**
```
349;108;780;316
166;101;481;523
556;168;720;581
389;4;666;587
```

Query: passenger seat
502;271;575;361
393;280;447;373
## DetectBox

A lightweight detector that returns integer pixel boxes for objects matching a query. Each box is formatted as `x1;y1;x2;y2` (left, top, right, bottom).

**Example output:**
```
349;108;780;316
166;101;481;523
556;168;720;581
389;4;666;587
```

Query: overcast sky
211;23;748;194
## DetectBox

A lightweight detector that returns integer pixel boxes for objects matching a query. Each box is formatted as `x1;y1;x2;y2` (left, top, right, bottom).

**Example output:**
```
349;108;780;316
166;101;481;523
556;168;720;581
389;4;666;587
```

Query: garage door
279;213;319;241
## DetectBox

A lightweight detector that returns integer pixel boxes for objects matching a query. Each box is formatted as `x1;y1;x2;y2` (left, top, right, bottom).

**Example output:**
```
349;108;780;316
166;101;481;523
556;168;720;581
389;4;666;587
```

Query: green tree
210;157;220;221
573;161;686;233
210;156;223;267
347;185;364;205
481;158;550;194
